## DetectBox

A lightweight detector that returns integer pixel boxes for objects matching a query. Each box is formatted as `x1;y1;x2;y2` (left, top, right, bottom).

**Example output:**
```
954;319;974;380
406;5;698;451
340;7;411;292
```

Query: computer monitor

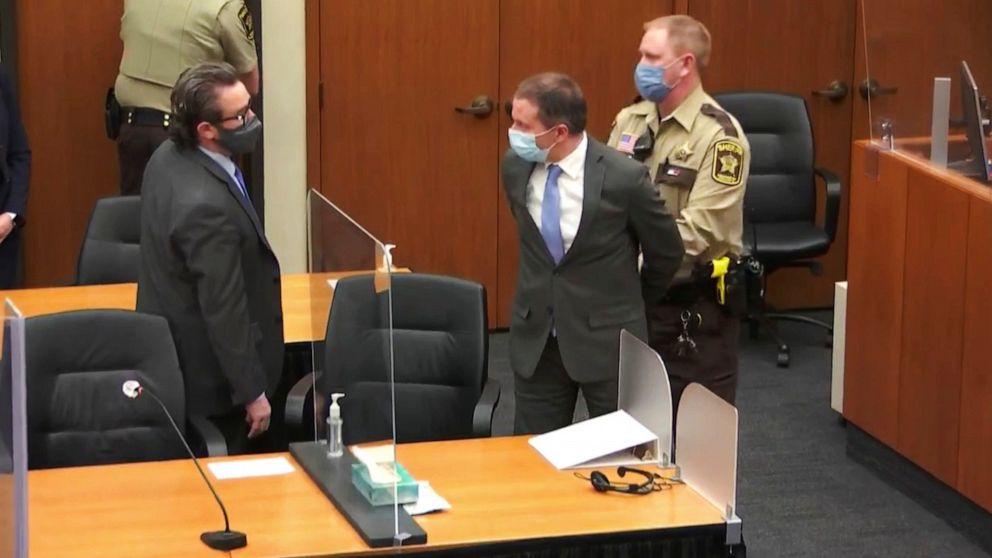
949;60;992;183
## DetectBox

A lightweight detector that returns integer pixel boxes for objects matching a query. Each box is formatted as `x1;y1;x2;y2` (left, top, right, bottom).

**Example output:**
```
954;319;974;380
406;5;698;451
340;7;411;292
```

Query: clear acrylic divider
618;330;673;466
305;189;407;545
675;383;739;523
861;0;992;183
1;300;28;558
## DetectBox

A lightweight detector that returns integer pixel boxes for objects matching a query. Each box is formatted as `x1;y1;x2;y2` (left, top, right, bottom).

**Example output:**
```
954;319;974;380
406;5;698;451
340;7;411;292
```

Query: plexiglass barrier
0;300;27;558
304;189;413;544
861;0;992;182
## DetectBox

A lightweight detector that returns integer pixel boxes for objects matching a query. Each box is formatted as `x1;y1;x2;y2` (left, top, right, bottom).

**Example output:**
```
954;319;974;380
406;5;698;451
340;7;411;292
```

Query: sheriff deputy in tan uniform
608;15;749;410
114;0;259;196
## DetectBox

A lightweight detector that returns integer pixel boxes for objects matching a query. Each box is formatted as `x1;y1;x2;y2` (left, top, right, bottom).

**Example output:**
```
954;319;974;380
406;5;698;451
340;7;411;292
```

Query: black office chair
713;92;842;367
286;273;500;444
76;196;141;285
24;310;226;468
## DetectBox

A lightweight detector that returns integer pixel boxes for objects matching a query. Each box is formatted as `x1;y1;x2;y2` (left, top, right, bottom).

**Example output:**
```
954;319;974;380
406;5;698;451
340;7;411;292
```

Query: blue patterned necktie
540;164;565;264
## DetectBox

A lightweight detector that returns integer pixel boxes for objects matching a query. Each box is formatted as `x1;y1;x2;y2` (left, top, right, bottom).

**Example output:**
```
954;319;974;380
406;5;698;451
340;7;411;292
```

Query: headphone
575;466;680;495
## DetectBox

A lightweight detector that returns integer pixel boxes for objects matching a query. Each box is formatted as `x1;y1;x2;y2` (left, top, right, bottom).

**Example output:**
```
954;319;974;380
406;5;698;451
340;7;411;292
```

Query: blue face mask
634;60;682;103
508;128;558;163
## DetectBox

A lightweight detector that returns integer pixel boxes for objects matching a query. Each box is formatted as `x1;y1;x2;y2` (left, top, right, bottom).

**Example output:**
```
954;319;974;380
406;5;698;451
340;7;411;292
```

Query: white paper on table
350;444;400;484
528;410;657;470
207;457;295;480
403;482;451;516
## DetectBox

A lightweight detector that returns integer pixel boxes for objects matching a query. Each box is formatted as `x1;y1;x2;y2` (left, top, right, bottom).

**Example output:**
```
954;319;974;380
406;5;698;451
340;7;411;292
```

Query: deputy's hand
245;394;272;439
0;214;13;243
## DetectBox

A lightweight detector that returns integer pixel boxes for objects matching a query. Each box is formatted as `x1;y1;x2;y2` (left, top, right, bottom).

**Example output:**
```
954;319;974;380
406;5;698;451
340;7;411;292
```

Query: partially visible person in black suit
137;62;282;453
0;63;31;289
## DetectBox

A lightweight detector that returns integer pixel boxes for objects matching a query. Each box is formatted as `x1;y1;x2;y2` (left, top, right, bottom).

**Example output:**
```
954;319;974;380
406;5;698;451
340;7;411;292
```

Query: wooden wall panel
16;0;123;286
843;143;906;446
958;193;992;511
897;167;969;486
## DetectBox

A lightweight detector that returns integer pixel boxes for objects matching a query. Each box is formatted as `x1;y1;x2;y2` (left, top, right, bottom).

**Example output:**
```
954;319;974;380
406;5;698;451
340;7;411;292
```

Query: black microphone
122;380;247;551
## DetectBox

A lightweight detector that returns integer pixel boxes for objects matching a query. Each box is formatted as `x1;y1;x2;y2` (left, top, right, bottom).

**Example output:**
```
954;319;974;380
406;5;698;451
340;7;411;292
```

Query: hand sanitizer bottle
327;393;345;458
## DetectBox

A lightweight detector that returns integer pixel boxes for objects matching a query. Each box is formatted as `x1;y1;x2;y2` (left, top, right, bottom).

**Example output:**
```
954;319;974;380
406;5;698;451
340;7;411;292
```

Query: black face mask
216;116;262;155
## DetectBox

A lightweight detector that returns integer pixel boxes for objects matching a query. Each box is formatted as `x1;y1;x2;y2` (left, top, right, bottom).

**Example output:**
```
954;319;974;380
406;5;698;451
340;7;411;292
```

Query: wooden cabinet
845;139;992;512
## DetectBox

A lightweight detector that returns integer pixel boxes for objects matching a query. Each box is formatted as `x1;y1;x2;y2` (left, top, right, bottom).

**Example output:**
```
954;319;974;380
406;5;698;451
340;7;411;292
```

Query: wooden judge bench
844;137;992;515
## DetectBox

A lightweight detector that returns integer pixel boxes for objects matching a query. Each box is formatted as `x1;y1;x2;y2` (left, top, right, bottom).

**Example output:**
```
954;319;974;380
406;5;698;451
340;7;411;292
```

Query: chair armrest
472;378;501;438
814;166;843;243
285;372;318;427
187;415;228;457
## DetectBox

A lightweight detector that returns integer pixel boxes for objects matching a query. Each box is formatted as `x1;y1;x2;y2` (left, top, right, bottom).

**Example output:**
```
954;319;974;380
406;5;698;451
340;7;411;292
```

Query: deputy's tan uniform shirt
114;0;258;113
608;86;749;281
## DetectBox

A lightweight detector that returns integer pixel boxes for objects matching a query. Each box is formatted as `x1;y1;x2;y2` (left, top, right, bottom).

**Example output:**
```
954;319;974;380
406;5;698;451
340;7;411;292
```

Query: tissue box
351;462;420;506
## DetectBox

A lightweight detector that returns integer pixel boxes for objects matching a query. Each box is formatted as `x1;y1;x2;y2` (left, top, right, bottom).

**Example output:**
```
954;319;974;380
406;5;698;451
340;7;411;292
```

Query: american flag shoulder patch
616;133;636;154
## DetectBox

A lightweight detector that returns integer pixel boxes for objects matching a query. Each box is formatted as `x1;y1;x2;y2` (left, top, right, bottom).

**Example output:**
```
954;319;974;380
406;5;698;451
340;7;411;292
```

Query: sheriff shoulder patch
711;140;744;186
238;2;255;41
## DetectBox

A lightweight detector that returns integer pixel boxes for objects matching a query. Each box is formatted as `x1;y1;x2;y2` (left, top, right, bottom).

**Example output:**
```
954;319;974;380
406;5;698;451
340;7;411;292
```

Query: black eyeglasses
215;101;253;126
574;466;683;495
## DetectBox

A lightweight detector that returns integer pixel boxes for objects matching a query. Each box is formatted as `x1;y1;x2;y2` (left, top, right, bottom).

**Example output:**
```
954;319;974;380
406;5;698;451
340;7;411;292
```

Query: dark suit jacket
502;137;684;383
0;63;31;224
137;140;284;417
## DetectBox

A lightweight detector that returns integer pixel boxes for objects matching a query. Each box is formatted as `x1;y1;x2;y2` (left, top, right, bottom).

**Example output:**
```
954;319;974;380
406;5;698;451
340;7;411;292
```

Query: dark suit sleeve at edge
628;166;684;305
172;199;267;406
0;65;31;220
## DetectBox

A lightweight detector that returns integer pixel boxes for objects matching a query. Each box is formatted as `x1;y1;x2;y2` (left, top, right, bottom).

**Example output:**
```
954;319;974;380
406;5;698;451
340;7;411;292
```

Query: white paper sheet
403;482;451;516
528;410;657;470
207;457;295;480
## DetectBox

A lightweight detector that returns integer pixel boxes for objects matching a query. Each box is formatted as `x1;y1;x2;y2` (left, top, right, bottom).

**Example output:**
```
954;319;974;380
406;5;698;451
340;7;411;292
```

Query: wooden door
689;0;858;309
317;0;500;323
495;0;675;326
17;0;123;286
316;0;673;327
854;0;992;141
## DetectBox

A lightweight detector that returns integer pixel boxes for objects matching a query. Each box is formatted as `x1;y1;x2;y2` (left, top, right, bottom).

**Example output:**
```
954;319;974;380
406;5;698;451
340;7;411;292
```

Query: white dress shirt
526;132;587;254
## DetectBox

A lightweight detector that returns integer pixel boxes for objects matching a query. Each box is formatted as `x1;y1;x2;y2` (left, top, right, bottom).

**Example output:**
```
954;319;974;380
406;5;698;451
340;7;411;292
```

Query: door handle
454;95;495;118
811;80;849;101
859;78;898;101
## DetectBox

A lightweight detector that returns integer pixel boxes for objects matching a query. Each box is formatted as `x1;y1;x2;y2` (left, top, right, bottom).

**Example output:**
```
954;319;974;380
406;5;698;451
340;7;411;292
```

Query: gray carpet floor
485;312;990;558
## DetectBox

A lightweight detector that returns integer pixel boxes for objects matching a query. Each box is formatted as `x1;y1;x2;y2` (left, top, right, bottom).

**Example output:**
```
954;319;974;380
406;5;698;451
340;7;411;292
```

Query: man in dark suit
502;72;684;434
137;62;282;453
0;63;32;289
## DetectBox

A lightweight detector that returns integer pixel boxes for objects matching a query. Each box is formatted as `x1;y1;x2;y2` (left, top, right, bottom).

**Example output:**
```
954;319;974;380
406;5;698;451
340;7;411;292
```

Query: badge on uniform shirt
239;2;255;41
711;140;744;186
674;141;694;162
616;133;636;154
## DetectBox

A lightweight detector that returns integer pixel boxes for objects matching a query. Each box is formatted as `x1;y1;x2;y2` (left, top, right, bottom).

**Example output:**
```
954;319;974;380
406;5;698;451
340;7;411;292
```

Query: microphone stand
138;386;247;551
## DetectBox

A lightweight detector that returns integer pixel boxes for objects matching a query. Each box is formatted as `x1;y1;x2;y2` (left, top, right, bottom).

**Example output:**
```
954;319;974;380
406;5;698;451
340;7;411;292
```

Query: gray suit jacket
137;140;284;417
502;137;684;383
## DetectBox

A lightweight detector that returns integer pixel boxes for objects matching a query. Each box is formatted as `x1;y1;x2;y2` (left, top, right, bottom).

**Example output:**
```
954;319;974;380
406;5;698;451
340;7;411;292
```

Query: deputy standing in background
114;0;259;196
0;63;31;289
608;15;749;410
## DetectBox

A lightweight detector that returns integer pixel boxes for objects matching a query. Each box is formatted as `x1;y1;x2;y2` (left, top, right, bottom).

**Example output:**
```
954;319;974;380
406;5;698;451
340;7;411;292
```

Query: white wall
261;0;307;273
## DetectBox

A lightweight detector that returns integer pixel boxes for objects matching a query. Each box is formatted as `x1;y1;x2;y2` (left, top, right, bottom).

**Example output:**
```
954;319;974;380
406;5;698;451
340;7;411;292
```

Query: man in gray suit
503;72;684;434
137;62;282;453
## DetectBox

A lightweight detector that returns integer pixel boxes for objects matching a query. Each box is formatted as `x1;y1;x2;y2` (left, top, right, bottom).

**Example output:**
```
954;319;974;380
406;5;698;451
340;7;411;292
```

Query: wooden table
29;437;727;558
0;271;387;344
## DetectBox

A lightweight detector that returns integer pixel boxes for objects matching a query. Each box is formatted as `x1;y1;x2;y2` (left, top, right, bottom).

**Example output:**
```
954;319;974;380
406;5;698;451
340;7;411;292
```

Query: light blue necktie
540;164;565;264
